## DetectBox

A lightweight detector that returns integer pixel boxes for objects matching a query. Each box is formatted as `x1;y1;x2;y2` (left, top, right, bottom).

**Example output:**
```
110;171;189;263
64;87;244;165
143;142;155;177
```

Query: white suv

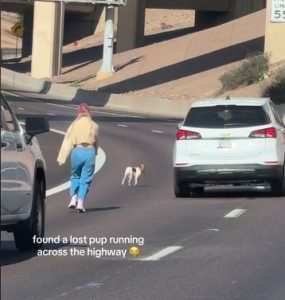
173;98;285;197
1;94;49;251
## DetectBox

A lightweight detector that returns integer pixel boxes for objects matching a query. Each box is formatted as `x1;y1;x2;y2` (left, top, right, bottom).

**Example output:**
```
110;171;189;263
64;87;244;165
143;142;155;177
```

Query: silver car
1;93;49;251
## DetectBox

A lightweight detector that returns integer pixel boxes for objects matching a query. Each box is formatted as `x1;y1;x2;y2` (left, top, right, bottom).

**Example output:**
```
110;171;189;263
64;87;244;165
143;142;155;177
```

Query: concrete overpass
2;0;284;79
117;0;266;52
2;0;266;55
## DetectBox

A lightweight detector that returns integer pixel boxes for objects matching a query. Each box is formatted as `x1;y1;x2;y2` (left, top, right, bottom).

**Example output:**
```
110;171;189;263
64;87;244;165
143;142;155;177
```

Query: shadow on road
0;240;68;267
85;206;121;213
178;186;274;199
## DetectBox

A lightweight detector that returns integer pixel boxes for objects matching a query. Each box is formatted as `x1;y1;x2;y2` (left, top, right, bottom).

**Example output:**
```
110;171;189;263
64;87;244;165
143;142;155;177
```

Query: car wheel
270;165;285;196
14;180;45;252
174;182;189;198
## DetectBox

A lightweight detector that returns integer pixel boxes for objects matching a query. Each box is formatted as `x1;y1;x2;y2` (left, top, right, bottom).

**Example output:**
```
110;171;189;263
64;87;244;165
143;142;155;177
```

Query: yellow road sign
11;22;24;38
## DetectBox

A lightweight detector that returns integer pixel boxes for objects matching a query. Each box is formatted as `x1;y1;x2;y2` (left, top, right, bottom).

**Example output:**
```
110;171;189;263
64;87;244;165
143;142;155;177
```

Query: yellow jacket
57;116;99;165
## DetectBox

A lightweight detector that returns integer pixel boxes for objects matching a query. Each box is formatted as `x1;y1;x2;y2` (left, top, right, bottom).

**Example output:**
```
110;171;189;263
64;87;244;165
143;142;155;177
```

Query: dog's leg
134;173;139;186
128;173;132;187
121;168;129;185
121;174;126;185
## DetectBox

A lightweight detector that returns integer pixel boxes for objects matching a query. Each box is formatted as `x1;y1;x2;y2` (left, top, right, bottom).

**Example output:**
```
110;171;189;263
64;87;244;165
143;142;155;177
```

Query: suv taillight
177;129;201;140
249;127;277;138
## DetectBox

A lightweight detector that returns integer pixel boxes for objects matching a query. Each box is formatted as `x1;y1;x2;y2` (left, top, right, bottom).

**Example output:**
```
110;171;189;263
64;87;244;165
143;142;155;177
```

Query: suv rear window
184;105;270;128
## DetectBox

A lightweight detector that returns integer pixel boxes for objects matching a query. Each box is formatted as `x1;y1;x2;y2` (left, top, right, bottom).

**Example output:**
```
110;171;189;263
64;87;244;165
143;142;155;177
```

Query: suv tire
14;180;45;252
174;182;189;198
270;165;285;196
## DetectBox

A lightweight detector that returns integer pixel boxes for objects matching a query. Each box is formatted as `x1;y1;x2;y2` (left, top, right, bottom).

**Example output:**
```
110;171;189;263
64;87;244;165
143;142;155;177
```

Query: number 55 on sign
271;0;285;22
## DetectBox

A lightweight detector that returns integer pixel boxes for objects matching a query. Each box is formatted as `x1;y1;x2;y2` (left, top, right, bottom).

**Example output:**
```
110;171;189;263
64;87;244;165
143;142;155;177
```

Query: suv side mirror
25;117;49;143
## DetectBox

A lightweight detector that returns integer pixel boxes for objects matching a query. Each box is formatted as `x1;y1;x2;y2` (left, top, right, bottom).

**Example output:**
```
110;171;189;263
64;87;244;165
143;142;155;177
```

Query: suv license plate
218;139;232;149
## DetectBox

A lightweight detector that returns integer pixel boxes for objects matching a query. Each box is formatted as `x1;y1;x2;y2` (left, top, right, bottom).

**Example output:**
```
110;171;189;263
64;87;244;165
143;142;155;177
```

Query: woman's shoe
68;195;77;209
76;200;86;213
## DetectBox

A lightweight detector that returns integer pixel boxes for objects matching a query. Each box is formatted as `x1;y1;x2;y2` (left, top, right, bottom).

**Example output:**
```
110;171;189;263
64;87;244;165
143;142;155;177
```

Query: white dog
121;164;146;186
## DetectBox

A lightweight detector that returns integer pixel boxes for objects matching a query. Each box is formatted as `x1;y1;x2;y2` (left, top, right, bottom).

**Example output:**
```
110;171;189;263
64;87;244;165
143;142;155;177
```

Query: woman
57;103;99;213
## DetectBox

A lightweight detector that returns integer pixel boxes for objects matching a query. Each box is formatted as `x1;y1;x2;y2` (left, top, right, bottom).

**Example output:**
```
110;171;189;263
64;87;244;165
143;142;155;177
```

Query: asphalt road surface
1;92;285;300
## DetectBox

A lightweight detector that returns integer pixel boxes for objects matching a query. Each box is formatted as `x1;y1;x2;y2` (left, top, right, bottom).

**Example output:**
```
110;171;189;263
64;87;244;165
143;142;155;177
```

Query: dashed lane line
224;209;247;218
151;130;164;134
140;246;183;261
117;124;128;128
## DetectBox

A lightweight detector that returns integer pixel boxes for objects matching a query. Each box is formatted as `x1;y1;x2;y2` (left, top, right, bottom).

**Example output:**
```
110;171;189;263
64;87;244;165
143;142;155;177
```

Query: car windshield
184;105;270;128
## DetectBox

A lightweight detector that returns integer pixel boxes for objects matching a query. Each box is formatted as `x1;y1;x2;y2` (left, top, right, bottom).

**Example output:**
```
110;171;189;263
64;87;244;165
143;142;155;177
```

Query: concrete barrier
1;68;190;118
1;67;284;120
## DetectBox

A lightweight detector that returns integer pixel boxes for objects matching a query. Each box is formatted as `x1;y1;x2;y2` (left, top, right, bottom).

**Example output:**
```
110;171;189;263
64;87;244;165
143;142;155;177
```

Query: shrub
220;53;270;92
263;68;285;104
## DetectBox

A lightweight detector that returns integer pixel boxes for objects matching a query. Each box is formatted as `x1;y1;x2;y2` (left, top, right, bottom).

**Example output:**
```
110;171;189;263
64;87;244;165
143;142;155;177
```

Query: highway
1;92;285;300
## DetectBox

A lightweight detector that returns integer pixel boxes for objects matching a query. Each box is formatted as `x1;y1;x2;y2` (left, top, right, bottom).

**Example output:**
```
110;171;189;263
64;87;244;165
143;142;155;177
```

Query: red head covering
77;103;90;115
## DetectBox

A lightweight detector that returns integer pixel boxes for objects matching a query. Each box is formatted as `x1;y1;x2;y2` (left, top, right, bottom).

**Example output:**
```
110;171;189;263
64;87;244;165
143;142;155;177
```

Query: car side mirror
25;117;49;144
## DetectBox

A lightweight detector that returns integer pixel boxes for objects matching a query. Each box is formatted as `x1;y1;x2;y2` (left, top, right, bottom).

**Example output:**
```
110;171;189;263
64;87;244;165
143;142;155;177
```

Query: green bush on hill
263;68;285;104
220;53;270;92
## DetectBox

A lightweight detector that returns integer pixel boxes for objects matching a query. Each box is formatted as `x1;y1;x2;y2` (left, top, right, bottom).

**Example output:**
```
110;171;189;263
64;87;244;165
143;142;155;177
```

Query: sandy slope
51;10;266;102
2;9;269;102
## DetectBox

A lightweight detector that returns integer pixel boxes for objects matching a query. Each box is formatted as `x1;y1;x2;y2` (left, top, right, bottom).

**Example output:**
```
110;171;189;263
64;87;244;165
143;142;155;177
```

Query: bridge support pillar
22;12;33;58
117;0;145;53
31;1;65;78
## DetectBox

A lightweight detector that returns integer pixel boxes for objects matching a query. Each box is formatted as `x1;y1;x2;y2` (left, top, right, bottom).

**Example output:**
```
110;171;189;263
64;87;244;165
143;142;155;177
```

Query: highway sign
11;22;24;38
271;0;285;22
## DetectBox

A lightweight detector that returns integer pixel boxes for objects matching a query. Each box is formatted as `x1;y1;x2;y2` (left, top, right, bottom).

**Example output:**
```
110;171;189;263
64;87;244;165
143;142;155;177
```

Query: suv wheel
174;182;189;198
270;165;285;196
14;180;45;252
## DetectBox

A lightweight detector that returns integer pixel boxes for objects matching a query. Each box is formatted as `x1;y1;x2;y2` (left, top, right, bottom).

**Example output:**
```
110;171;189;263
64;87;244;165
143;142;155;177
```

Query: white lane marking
151;130;164;134
48;128;65;135
45;112;56;116
140;246;183;261
117;124;128;128
224;209;247;218
205;228;220;232
17;107;24;111
19;122;106;197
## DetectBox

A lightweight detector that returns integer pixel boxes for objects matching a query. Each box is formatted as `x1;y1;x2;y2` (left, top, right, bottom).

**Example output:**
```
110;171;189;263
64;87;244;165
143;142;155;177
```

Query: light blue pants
70;147;96;201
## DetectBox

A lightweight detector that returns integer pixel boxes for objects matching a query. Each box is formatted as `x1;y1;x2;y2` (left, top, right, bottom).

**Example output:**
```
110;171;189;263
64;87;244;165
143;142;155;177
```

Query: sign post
270;0;285;22
97;5;115;80
49;0;127;78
